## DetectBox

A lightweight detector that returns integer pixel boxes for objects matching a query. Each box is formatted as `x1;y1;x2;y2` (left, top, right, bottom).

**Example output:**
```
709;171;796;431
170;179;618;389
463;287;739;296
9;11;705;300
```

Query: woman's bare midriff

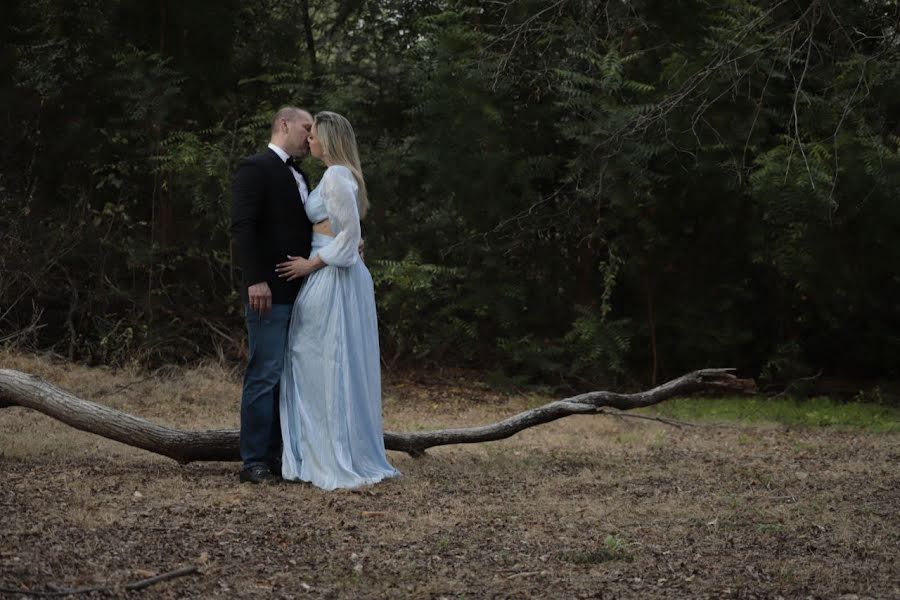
313;220;334;237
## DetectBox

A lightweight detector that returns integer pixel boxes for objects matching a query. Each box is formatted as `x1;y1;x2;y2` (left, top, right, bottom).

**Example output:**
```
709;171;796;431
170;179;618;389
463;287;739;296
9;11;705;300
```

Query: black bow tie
285;156;297;170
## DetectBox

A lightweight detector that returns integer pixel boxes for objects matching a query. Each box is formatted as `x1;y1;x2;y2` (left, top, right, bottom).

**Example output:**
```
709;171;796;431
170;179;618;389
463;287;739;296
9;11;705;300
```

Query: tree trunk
300;0;318;76
0;368;753;462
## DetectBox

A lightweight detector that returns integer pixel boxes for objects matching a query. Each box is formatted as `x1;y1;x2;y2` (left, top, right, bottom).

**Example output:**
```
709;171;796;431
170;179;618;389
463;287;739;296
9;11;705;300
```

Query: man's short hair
271;106;310;134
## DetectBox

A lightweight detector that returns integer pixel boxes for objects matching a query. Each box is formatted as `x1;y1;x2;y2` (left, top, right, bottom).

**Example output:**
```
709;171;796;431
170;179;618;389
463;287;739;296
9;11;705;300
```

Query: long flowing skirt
280;234;400;490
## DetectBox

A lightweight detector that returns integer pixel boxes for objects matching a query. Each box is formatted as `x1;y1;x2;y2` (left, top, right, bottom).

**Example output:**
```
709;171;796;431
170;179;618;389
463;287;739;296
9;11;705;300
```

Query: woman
275;111;400;490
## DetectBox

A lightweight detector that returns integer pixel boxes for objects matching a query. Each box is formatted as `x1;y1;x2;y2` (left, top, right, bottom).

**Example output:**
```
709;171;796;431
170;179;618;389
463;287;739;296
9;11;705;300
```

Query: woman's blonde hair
314;111;368;219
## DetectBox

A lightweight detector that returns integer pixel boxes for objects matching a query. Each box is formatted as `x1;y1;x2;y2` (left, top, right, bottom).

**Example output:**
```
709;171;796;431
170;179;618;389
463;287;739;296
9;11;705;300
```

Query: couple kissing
230;107;400;490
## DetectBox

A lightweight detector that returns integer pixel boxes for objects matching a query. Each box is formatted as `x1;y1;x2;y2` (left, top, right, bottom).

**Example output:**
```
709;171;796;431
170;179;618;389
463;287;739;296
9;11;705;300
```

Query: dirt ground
1;353;898;599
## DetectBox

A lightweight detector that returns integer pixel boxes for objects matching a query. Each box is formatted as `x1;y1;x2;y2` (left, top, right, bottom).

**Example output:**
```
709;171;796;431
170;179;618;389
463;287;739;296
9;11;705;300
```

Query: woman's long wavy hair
314;111;368;219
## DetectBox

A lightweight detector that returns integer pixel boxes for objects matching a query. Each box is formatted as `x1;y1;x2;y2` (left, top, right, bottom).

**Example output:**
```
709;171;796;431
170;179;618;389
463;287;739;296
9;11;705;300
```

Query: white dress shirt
268;143;309;203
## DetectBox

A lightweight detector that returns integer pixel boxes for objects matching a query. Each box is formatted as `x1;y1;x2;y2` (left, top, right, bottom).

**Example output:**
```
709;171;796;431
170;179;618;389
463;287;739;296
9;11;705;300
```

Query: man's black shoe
239;465;278;484
269;463;283;479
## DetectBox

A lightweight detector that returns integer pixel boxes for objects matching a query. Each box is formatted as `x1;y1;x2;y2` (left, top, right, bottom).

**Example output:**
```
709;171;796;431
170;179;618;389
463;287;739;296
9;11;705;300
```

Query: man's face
288;112;314;157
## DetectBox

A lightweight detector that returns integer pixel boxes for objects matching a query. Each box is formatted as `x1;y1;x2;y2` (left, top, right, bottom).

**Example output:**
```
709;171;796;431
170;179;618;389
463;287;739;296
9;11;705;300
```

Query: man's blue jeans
240;303;292;470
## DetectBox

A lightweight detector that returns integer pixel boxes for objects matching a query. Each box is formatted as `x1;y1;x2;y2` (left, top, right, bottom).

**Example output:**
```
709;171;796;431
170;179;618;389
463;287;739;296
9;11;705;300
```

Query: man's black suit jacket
231;148;313;305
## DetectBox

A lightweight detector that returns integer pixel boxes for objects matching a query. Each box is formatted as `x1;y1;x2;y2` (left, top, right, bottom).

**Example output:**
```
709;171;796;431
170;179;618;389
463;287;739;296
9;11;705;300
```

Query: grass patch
644;396;900;432
755;522;784;533
559;535;633;564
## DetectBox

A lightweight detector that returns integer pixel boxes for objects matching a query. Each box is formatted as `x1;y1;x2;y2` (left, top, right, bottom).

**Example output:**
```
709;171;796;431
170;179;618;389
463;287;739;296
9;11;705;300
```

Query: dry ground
1;352;898;599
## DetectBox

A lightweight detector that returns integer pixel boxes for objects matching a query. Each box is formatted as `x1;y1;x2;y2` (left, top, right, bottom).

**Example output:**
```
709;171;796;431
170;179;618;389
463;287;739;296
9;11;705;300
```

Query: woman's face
308;123;324;161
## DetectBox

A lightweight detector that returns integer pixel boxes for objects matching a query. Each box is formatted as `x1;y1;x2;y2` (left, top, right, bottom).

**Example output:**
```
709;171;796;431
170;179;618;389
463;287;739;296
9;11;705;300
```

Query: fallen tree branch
386;369;752;455
0;368;754;461
0;565;199;596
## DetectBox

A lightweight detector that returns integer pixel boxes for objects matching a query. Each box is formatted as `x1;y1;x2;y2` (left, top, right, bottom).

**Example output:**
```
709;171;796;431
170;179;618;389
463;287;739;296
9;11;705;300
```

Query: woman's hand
276;255;324;280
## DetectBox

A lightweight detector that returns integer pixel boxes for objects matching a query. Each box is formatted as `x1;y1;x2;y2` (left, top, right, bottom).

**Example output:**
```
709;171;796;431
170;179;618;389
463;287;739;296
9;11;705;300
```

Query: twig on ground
92;376;155;398
124;566;200;591
0;565;200;596
597;408;695;428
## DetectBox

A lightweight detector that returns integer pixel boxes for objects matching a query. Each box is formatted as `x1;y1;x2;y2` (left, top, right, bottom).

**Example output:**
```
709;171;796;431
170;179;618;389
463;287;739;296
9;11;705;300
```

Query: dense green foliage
2;0;899;391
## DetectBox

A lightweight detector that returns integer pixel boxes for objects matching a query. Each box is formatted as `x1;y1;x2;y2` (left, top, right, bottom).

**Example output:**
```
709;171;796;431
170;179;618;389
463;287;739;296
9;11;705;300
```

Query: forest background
2;0;899;396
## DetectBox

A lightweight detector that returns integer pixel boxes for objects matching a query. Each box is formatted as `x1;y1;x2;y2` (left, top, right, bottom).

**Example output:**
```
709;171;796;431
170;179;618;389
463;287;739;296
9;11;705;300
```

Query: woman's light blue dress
279;165;400;490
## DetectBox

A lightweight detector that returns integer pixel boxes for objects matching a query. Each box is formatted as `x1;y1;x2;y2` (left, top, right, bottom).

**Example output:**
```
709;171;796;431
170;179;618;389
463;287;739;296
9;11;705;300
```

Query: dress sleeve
316;166;360;268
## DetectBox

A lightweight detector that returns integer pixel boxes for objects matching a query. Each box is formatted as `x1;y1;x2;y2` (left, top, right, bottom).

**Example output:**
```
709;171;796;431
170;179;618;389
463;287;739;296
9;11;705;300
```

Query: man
231;106;314;483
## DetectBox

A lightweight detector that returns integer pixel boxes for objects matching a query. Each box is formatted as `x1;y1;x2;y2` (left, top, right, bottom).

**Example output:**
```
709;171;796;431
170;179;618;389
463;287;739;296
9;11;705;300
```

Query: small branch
488;0;568;91
200;316;241;352
0;324;47;345
598;408;695;428
0;302;46;345
0;566;199;596
741;73;771;180
64;270;78;362
789;13;817;190
440;191;560;258
767;370;823;398
125;566;200;591
92;376;155;398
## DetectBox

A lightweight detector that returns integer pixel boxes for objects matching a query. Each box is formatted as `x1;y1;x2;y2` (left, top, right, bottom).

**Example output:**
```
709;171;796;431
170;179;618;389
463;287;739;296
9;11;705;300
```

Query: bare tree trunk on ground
0;368;754;461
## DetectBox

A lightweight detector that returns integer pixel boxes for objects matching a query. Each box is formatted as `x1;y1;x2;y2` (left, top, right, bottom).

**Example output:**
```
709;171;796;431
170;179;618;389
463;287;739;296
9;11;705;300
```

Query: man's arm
231;159;271;312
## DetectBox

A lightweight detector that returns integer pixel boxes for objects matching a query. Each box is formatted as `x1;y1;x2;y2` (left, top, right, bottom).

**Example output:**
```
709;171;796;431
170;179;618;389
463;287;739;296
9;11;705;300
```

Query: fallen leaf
133;569;156;578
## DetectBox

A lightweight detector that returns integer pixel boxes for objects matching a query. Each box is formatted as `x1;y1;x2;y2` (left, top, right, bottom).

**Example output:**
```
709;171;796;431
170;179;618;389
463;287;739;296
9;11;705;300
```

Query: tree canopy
2;0;898;391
